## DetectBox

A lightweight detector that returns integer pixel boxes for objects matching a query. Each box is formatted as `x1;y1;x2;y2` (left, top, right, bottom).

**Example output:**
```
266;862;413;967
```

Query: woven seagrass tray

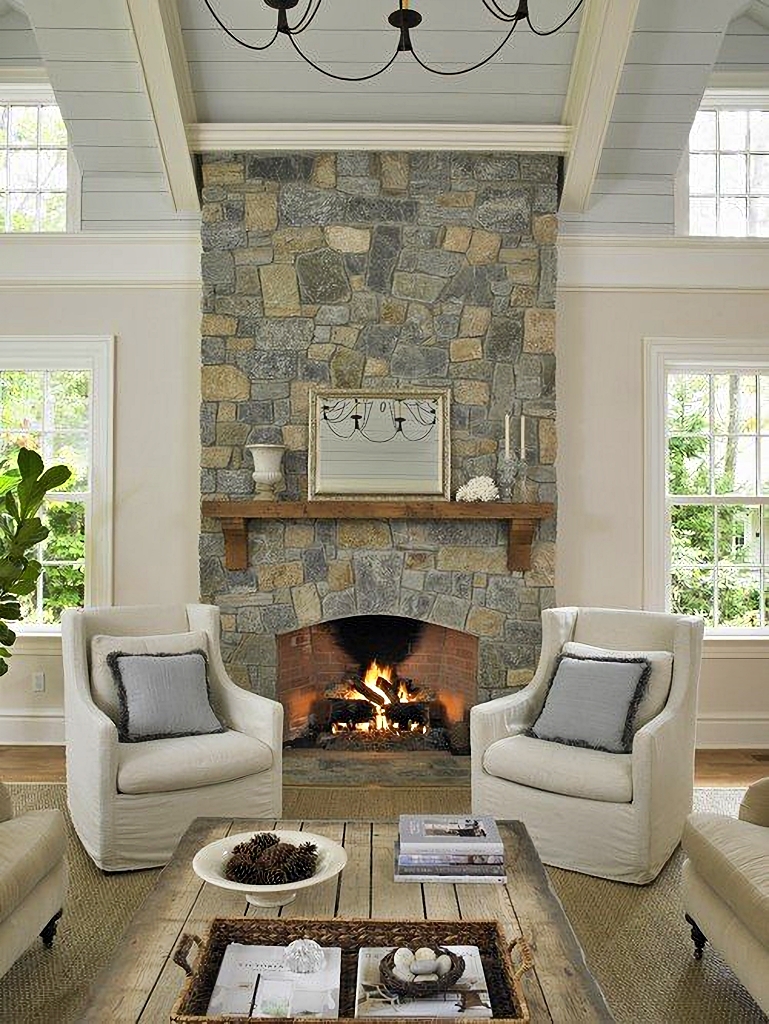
170;917;532;1023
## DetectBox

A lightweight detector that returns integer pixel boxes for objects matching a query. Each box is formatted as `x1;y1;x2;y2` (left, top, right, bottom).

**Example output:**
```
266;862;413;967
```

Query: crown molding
0;232;200;288
558;235;769;292
187;122;573;154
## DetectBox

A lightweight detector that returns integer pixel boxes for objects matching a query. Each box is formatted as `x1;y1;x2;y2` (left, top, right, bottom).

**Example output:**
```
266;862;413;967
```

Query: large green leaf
0;622;16;645
0;662;7;677
11;518;49;552
0;601;21;620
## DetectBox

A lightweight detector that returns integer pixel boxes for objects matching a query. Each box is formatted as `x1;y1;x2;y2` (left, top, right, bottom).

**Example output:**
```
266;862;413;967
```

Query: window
0;101;68;232
645;340;769;633
0;338;113;629
688;102;769;237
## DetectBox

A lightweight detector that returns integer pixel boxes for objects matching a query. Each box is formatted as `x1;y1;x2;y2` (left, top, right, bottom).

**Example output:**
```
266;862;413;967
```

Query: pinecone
284;842;318;882
231;832;279;861
259;867;290;885
224;854;259;884
224;837;318;886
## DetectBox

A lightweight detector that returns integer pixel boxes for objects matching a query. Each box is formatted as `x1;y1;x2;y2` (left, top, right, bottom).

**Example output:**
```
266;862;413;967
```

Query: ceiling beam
125;0;198;213
559;0;641;214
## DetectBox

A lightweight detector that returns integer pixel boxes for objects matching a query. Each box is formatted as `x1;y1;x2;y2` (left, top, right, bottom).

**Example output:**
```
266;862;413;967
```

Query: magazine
398;815;504;855
206;943;342;1018
395;840;504;868
354;945;493;1018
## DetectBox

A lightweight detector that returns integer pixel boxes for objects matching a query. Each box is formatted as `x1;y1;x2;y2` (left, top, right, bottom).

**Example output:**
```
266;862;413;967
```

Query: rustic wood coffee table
82;817;614;1022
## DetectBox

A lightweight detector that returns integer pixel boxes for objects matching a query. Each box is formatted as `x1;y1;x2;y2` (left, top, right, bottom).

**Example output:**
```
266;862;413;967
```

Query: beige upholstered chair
471;606;704;884
682;778;769;1015
0;781;67;979
62;603;283;872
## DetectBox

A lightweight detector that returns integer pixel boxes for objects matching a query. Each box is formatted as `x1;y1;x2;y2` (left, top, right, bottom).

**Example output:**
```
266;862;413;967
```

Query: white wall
0;234;201;741
557;237;769;747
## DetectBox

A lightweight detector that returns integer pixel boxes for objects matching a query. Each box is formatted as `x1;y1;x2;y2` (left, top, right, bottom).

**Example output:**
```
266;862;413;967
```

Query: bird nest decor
379;944;465;998
224;832;318;887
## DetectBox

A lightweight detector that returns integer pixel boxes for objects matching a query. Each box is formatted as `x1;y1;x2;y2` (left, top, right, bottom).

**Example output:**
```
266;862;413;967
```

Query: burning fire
330;659;428;734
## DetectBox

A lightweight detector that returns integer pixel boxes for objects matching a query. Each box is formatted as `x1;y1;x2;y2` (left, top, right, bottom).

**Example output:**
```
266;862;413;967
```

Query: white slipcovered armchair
471;607;704;884
0;782;67;979
62;603;283;872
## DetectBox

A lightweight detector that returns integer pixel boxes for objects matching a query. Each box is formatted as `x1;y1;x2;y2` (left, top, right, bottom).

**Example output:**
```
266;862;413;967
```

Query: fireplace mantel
201;499;554;573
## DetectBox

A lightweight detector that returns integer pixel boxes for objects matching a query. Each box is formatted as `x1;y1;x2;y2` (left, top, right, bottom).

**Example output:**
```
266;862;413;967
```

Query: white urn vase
246;444;285;500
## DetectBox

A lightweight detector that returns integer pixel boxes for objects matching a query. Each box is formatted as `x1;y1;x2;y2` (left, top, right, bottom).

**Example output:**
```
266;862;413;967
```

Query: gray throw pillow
107;649;225;743
526;654;652;754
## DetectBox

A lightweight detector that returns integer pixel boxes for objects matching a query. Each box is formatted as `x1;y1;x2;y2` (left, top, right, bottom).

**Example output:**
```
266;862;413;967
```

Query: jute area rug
0;784;765;1024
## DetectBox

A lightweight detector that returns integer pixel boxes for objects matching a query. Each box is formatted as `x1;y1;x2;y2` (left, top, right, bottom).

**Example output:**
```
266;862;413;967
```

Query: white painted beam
187;122;572;154
126;0;198;213
559;0;641;213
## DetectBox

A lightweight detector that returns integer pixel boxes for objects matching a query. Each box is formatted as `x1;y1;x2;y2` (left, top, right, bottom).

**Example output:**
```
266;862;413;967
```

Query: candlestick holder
512;458;529;502
497;453;524;502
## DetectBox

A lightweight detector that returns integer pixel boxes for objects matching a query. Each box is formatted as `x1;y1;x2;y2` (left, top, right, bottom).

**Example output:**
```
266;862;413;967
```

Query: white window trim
0;335;114;632
644;337;769;639
0;75;82;233
678;81;769;238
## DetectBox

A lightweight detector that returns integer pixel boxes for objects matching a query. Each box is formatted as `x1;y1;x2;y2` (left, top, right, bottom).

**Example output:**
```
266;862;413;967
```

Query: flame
335;659;428;734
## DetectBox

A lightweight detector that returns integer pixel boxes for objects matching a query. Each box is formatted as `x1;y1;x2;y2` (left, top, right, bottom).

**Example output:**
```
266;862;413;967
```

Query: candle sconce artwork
308;387;451;500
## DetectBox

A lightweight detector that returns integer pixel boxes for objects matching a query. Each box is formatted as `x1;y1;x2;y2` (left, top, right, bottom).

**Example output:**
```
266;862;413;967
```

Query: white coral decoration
455;476;499;502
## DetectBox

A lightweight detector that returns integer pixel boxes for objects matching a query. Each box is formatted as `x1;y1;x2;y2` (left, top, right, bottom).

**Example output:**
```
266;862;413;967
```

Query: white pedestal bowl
192;830;348;908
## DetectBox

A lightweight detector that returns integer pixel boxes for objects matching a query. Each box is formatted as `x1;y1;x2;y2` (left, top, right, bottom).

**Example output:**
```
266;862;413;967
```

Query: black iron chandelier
202;0;585;82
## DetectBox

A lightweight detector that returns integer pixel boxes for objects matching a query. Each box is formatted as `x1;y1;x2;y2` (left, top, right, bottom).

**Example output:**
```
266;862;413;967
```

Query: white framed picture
308;387;451;500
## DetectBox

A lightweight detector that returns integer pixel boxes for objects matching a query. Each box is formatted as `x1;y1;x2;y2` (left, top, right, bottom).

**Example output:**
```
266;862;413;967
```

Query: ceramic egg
414;947;435;960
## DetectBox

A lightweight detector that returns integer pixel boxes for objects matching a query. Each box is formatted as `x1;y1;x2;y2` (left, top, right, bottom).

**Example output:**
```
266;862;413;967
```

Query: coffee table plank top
82;817;614;1024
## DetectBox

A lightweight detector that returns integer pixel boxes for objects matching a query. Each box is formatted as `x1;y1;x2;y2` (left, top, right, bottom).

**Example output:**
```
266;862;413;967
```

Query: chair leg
40;909;63;949
685;913;707;960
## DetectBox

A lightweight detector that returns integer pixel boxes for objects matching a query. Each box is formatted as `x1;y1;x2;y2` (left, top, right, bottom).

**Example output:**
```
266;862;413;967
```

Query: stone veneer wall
199;151;557;704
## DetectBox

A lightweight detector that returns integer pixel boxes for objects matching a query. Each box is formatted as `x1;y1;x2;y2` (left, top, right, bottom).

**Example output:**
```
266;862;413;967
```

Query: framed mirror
308;388;451;500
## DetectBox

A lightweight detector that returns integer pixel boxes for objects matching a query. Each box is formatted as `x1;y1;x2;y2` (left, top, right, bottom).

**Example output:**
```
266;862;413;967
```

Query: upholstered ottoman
0;782;67;979
682;779;769;1015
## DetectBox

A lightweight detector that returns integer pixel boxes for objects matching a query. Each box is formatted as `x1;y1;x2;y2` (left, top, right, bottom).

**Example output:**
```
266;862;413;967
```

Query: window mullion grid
709;374;719;627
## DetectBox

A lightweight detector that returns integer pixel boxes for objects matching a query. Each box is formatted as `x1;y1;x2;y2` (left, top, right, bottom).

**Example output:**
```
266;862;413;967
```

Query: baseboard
695;715;769;749
1;711;767;749
0;710;65;744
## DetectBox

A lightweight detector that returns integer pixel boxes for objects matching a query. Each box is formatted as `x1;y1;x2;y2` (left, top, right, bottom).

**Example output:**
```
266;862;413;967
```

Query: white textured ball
455;476;500;502
414;947;436;960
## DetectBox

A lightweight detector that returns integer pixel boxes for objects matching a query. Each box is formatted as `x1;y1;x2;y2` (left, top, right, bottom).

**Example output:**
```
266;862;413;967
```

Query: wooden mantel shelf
202;499;554;573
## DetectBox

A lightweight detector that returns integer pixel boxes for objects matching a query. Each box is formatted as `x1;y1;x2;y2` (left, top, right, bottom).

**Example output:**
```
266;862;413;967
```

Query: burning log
385;701;429;731
353;677;389;706
327;698;375;730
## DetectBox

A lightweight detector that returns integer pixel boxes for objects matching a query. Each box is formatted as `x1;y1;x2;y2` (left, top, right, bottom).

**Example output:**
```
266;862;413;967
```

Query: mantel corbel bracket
220;517;248;571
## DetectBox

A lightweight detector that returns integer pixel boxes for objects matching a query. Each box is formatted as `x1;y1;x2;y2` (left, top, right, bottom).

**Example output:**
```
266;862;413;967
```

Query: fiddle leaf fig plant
0;448;72;677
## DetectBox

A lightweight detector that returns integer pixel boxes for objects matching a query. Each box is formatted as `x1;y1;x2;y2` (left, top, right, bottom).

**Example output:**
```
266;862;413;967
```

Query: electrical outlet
32;671;46;693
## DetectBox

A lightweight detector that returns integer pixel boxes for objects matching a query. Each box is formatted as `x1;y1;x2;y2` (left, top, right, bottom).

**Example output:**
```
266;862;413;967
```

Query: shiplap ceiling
2;0;768;231
179;0;583;125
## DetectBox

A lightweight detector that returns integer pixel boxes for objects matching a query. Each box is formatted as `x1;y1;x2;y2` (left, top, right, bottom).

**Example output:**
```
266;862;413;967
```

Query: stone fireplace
199;150;557;722
276;615;478;749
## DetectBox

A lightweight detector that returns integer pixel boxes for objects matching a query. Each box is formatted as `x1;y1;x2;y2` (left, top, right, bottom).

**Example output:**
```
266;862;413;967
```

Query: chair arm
66;688;120;796
631;705;695;825
0;782;11;823
213;673;284;753
470;686;539;756
739;778;769;827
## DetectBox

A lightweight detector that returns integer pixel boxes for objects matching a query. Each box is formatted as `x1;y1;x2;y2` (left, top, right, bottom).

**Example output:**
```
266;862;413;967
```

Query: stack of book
394;815;506;884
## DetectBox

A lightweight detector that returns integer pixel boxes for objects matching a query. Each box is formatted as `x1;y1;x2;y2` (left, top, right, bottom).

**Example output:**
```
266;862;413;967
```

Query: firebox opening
276;615;478;755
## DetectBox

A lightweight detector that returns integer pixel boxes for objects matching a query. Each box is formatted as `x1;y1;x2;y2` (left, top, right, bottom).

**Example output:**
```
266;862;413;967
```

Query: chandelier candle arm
204;0;586;79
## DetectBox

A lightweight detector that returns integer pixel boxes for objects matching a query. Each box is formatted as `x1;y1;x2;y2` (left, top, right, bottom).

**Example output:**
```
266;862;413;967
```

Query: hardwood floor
0;745;767;786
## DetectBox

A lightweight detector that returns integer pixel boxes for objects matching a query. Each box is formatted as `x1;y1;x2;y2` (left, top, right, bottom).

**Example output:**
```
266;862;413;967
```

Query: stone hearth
199;150;557;708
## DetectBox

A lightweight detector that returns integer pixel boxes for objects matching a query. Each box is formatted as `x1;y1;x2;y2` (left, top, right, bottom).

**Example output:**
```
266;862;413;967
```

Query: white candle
520;414;526;457
504;414;511;460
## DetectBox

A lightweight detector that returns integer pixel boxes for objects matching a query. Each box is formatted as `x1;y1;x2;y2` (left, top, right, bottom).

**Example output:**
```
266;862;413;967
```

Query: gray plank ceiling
1;0;768;232
178;0;582;125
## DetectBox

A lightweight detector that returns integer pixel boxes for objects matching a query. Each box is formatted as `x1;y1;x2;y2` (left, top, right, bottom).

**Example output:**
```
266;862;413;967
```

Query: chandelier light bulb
202;0;586;81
